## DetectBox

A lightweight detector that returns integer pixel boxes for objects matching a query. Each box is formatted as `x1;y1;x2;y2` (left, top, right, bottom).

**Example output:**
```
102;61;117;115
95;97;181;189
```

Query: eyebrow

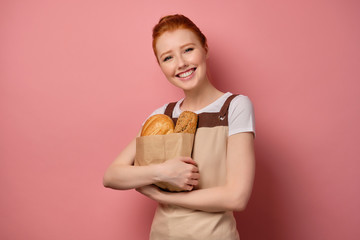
159;43;195;59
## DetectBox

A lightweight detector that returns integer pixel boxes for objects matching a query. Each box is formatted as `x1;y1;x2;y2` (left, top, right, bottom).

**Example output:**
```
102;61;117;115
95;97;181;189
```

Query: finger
190;172;200;180
185;184;194;191
187;179;199;186
179;183;192;191
181;157;197;166
191;165;199;173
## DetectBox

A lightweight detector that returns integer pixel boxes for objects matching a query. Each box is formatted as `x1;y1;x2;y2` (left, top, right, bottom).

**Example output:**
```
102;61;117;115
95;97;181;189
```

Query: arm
137;132;255;212
103;130;200;190
103;130;160;190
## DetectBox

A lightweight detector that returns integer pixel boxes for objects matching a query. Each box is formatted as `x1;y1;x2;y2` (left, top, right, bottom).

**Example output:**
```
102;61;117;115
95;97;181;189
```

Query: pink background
1;0;359;239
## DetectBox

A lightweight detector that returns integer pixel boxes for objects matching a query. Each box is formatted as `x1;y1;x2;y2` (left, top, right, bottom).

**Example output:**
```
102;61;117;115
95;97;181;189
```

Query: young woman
103;14;256;240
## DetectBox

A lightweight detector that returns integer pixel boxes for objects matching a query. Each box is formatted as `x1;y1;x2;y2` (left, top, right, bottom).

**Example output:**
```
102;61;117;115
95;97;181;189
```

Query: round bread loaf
141;114;175;136
174;111;198;134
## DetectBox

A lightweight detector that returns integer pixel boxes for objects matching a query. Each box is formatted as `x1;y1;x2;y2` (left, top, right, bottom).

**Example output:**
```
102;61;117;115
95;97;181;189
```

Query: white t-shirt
146;92;255;137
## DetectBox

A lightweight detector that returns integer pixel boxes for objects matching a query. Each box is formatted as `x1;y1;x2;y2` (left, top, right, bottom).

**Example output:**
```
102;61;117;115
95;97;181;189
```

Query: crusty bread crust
141;114;175;136
174;111;198;134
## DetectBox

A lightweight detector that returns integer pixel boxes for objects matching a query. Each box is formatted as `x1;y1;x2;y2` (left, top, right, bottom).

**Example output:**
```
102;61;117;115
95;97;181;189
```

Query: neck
181;78;224;112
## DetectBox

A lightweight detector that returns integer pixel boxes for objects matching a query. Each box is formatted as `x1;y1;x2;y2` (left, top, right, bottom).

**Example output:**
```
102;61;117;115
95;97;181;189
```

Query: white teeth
179;69;194;78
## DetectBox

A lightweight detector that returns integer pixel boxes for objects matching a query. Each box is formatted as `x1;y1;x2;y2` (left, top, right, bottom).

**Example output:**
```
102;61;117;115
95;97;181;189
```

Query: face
155;29;208;92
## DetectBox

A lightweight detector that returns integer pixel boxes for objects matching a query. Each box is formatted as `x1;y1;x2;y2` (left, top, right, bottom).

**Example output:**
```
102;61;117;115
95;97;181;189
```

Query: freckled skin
155;29;208;93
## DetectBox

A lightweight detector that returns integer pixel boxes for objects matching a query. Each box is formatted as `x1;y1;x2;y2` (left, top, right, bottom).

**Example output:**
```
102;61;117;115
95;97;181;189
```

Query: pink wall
1;1;359;239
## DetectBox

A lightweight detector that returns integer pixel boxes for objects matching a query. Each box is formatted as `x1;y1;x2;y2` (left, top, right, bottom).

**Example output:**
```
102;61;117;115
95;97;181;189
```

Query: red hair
152;14;208;58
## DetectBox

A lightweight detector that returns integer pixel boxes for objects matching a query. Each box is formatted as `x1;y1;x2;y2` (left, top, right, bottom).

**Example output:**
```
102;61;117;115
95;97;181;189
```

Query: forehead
155;29;201;56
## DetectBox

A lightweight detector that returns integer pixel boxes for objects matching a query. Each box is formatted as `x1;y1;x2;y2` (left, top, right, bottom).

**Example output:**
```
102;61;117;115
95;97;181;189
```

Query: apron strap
164;94;239;127
219;94;239;120
164;102;177;118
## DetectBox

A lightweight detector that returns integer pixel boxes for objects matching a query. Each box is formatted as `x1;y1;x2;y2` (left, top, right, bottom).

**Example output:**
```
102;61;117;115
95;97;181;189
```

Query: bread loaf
141;111;198;136
141;114;174;136
174;111;198;134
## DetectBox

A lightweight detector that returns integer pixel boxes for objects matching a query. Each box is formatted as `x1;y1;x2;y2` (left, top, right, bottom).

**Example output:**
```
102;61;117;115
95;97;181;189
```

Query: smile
176;68;196;79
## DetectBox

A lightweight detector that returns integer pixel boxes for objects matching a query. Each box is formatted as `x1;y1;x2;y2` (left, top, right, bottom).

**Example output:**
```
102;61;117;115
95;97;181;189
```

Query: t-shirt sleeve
228;95;256;137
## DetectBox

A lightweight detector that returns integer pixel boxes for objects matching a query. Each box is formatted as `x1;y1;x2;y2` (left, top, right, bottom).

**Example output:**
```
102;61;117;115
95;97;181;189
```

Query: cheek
190;52;206;65
160;64;174;77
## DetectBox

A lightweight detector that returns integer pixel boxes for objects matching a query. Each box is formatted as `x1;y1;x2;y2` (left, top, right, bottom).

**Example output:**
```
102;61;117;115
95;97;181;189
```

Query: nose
177;55;188;70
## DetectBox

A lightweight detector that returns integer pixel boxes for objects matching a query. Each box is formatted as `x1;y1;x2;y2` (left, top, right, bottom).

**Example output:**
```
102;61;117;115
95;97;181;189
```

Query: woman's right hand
158;157;200;191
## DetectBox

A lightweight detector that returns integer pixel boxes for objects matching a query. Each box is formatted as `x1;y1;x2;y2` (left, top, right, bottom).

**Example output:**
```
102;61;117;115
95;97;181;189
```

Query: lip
176;68;197;80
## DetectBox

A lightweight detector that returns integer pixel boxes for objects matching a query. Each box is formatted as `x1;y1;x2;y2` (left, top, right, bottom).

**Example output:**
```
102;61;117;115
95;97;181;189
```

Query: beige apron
149;94;240;240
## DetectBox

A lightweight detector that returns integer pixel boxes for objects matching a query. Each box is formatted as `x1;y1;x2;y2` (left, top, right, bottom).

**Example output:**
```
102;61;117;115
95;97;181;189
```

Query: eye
163;56;172;62
184;48;194;53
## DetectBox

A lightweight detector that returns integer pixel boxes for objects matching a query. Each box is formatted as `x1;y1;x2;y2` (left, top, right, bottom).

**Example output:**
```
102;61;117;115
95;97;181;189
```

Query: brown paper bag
135;132;195;192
